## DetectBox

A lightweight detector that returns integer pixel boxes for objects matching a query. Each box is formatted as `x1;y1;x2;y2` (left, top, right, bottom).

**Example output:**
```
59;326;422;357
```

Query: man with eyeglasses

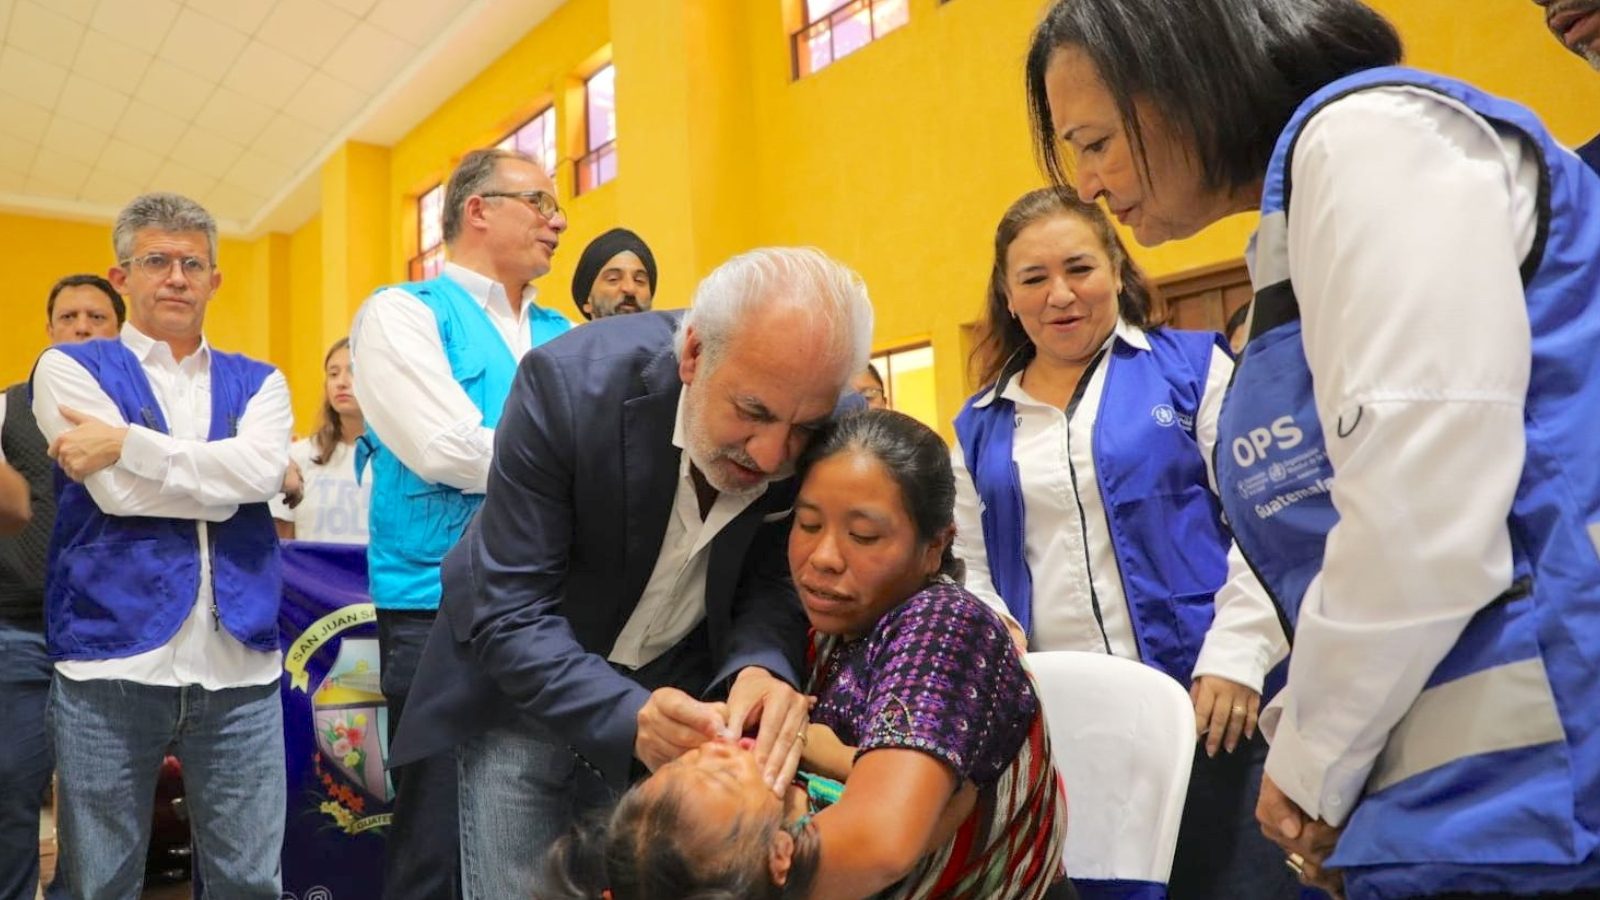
348;146;571;900
29;194;293;897
0;273;125;900
849;362;889;410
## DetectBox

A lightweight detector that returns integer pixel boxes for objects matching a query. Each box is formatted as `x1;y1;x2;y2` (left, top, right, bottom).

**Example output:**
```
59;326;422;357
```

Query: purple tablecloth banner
278;541;390;900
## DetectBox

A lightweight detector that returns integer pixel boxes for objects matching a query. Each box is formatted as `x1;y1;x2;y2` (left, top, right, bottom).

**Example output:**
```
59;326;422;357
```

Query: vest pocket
209;526;282;647
394;483;479;562
57;538;180;652
1168;591;1218;673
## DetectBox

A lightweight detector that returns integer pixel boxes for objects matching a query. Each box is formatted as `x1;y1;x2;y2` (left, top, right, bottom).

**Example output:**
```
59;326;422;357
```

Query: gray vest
0;382;54;625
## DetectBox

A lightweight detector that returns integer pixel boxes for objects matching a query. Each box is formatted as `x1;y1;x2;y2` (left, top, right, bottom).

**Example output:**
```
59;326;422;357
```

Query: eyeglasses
479;189;562;219
121;253;212;279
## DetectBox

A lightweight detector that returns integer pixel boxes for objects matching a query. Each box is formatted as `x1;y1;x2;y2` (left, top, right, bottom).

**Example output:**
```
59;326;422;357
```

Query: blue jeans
49;676;284;900
457;626;713;900
0;619;66;900
457;723;615;900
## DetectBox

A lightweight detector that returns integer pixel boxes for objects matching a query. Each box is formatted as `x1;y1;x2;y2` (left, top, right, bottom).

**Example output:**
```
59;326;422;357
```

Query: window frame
790;0;909;80
576;63;618;194
869;340;934;414
408;182;445;280
496;106;559;179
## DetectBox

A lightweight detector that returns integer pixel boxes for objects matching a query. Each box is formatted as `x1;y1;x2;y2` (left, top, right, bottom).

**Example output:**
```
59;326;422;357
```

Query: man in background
570;227;657;319
0;273;124;900
32;194;292;897
350;147;570;900
850;362;889;410
1534;0;1600;171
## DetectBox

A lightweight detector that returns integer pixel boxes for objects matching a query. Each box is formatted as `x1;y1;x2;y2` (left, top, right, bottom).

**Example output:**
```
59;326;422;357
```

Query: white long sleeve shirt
349;262;557;494
31;323;292;688
1254;86;1540;826
608;388;765;669
953;318;1287;691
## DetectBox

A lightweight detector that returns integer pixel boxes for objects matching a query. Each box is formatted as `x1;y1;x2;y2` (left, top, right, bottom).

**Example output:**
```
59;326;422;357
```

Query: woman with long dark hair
272;337;369;543
1028;0;1600;896
954;187;1292;900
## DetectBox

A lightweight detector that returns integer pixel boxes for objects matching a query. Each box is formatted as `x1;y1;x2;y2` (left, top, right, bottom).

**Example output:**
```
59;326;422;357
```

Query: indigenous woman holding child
547;410;1068;899
952;186;1294;899
1028;0;1600;897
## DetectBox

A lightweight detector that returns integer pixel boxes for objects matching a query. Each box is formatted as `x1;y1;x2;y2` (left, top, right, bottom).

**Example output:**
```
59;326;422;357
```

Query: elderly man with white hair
389;246;875;900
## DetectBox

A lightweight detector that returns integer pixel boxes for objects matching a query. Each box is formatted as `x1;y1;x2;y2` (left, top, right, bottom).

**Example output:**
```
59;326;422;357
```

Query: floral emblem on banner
323;712;369;775
287;605;394;837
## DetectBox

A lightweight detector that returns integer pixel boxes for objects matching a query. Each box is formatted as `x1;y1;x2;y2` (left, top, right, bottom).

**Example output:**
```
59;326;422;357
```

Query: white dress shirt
0;392;7;463
32;323;292;689
953;318;1287;690
608;387;765;669
269;439;370;545
349;262;547;494
1253;87;1540;826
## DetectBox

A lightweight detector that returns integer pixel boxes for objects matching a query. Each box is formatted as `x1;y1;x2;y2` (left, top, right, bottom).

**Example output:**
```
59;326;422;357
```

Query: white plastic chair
1027;650;1195;900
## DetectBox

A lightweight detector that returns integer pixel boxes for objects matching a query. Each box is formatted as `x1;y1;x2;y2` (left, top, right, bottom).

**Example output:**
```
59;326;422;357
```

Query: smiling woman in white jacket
953;188;1291;900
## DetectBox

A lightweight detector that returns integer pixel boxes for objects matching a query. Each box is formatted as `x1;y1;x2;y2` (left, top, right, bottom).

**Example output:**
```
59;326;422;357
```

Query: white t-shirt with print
270;438;370;545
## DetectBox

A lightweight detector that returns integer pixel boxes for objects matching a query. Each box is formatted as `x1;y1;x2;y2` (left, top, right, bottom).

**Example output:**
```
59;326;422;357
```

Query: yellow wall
387;0;613;320
723;0;1600;432
9;0;1598;439
0;213;119;388
0;211;263;387
286;216;326;430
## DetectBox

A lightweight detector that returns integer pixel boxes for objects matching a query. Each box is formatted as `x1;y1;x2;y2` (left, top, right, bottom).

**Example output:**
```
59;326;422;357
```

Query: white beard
681;385;770;501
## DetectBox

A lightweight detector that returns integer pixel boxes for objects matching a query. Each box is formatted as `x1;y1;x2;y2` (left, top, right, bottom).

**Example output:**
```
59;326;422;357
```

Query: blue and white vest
40;339;281;659
358;274;570;610
954;328;1230;685
1215;67;1600;896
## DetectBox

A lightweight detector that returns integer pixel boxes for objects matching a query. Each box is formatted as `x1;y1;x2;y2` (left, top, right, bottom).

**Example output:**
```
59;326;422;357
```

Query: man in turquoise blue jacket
349;147;571;900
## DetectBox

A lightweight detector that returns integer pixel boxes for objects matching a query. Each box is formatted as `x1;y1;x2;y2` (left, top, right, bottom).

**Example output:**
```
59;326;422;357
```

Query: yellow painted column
322;142;393;339
606;0;758;306
308;142;392;431
287;218;325;433
249;233;299;426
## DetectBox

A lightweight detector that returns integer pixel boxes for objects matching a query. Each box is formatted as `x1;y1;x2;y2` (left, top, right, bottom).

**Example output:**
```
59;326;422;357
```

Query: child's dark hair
796;409;963;581
543;779;819;900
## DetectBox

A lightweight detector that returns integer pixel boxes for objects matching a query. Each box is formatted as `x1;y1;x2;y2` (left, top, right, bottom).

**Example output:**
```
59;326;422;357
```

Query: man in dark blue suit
390;247;875;899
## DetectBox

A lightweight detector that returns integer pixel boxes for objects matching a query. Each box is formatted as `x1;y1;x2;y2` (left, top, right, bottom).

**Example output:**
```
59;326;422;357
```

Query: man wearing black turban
570;227;657;319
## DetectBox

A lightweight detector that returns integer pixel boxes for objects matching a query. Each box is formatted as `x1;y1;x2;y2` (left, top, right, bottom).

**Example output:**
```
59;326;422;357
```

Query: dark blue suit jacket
1580;132;1600;177
389;311;809;784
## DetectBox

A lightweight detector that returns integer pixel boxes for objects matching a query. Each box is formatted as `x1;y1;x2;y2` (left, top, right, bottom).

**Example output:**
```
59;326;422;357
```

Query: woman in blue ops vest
952;187;1294;900
1027;0;1600;897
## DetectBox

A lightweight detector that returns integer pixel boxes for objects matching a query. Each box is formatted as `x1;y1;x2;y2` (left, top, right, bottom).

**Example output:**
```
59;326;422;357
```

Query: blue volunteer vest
39;339;281;659
954;328;1231;685
359;274;570;610
1215;67;1600;897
